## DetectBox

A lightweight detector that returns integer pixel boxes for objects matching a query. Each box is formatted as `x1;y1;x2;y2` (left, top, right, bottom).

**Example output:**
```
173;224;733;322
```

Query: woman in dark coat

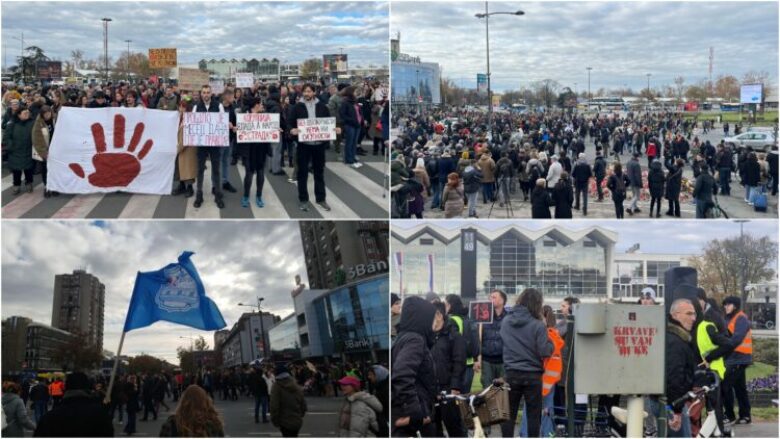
552;172;574;219
3;107;35;194
607;162;631;219
743;152;761;202
124;375;140;436
647;159;666;218
665;158;684;217
236;97;273;209
530;178;553;219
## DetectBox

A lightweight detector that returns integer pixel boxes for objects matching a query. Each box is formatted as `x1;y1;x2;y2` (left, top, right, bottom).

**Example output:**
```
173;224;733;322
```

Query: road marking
235;165;288;218
328;163;388;211
306;178;359;219
119;194;162;218
51;193;105;218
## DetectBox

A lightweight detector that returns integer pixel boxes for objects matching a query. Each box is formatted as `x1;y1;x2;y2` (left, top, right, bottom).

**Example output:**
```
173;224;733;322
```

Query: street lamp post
238;297;267;359
415;69;420;111
734;220;750;305
101;18;112;83
476;2;524;138
646;73;652;95
11;33;24;82
124;39;132;82
586;67;592;102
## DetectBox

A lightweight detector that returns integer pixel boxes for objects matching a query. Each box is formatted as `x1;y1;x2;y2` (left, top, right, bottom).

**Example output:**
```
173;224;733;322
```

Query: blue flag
123;251;227;332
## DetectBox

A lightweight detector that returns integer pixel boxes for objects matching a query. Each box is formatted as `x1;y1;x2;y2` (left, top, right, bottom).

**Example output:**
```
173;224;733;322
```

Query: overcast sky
392;220;779;255
2;221;309;363
1;1;389;68
392;1;779;92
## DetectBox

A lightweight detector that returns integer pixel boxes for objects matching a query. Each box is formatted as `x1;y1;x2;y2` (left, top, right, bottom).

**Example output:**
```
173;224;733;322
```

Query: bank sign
347;260;388;280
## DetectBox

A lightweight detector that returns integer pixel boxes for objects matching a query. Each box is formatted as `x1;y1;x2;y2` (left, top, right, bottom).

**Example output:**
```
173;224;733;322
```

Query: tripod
488;178;514;218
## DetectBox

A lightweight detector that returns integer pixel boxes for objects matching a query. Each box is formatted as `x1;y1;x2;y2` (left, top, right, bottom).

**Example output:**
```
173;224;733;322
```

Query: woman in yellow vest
695;296;733;436
721;296;752;425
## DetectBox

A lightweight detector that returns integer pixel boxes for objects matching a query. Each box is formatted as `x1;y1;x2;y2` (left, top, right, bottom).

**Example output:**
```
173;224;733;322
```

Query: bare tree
673;76;685;103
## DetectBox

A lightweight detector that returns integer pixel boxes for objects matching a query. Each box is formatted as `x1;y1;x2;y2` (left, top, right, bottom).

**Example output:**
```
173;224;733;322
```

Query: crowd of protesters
1;77;389;212
2;359;389;438
390;286;754;438
390;106;777;219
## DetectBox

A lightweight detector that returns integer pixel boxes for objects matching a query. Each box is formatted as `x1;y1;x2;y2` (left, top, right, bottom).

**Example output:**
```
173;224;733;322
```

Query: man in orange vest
721;296;752;425
48;378;64;408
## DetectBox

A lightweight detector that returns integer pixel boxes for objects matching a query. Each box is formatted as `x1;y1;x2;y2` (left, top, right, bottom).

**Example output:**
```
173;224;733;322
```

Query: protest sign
237;113;280;143
178;68;209;92
47;107;178;195
469;300;494;324
183;112;230;147
297;117;336;142
235;73;254;88
148;48;177;68
209;80;225;95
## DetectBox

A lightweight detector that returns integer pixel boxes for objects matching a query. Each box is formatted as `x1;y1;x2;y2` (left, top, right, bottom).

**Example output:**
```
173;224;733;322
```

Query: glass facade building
392;225;617;300
391;61;441;105
612;254;689;300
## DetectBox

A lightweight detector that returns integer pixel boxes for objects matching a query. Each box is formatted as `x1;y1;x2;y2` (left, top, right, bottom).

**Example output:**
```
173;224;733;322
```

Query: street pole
646;73;651;95
257;297;267;359
586;67;592;102
735;220;749;305
485;1;492;134
124;39;131;82
102;18;112;83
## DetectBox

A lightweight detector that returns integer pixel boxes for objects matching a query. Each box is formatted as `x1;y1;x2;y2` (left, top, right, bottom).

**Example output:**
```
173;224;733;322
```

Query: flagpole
104;331;127;404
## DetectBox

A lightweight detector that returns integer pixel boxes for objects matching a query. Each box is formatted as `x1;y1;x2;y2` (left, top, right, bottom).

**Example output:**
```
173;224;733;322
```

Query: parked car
724;131;777;152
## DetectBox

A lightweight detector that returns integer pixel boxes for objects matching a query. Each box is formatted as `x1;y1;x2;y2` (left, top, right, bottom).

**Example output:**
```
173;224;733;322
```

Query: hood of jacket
371;365;389;383
348;391;383;412
650;160;663;172
2;392;21;406
398;296;436;341
275;376;299;391
505;305;537;328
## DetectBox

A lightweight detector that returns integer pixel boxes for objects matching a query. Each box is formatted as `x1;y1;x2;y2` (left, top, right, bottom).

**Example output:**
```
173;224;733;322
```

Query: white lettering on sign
237;113;280;143
297;117;336;142
345;339;371;350
183;112;230;147
464;232;475;251
347;261;388;280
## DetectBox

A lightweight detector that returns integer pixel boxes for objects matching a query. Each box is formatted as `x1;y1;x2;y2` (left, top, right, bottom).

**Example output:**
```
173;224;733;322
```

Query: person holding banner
236;97;272;209
289;83;340;212
31;105;57;198
220;88;239;194
192;85;226;209
265;85;286;177
3;107;35;195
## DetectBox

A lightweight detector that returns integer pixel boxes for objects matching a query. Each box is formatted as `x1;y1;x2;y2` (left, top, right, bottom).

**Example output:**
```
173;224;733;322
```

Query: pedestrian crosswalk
1;152;389;219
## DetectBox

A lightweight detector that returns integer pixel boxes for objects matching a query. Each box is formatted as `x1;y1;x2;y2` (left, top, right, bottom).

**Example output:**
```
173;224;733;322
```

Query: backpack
450;315;479;359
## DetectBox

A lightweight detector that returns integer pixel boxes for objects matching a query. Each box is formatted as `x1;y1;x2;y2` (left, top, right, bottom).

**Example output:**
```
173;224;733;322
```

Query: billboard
36;61;62;79
148;48;177;68
477;73;488;93
323;54;348;73
740;83;763;104
391;61;441;105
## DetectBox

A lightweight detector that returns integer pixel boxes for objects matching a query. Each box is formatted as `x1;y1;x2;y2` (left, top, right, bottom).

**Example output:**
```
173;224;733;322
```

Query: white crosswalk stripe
2;158;388;218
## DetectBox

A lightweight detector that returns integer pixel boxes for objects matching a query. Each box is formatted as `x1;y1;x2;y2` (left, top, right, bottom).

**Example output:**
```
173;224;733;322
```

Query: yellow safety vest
696;321;726;379
449;315;474;366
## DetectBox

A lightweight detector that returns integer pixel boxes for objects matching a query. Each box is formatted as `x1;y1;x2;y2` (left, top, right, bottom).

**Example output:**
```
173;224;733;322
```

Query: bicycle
441;382;509;438
705;193;729;219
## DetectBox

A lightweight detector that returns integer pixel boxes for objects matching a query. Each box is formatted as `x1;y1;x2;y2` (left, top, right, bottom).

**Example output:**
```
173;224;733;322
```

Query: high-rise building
51;269;105;352
300;221;389;290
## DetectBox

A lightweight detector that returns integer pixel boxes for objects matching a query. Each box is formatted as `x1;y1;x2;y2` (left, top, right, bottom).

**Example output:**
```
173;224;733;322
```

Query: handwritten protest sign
469;301;494;324
148;48;177;68
237;113;280;143
178;68;210;92
183;112;230;147
235;73;254;88
209;80;225;95
297;117;336;142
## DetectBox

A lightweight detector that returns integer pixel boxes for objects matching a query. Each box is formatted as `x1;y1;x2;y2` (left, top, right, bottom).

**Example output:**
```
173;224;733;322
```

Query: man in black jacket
192;84;226;209
248;366;270;423
391;296;437;437
665;299;697;438
33;372;114;437
571;153;593;215
431;302;467;438
289;83;340;212
593;150;607;202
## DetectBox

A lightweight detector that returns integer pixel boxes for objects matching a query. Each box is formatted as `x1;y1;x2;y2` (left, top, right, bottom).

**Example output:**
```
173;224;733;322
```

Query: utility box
574;303;665;395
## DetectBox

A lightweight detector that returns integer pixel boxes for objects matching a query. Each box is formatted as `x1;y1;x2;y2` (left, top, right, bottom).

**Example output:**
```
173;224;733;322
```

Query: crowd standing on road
391;106;778;219
1;78;389;212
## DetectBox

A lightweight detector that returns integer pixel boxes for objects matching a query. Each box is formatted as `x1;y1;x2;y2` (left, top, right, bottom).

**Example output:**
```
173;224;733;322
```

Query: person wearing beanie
721;295;753;425
33;372;114;437
270;364;307;437
367;365;390;438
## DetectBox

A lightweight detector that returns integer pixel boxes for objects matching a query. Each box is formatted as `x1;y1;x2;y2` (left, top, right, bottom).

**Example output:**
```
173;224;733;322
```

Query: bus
587;97;626;110
720;102;742;112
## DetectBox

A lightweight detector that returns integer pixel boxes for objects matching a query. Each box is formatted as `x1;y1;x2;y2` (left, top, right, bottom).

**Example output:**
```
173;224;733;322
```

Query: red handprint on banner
69;114;154;187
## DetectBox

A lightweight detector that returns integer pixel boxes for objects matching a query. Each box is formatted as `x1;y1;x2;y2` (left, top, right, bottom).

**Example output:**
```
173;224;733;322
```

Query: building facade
391;224;617;302
2;316;32;376
219;312;280;368
269;274;390;364
391;35;441;105
300;221;389;290
2;316;77;376
51;269;105;352
612;252;691;301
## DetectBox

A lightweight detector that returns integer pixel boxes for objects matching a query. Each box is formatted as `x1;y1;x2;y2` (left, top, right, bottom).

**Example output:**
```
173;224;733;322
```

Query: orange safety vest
727;311;753;355
49;381;64;397
542;327;565;396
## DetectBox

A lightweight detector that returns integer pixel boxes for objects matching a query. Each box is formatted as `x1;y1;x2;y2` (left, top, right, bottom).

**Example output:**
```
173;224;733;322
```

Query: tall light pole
101;18;112;83
476;2;524;137
238;297;267;359
124;39;132;82
646;73;652;95
415;68;420;111
586;67;592;101
734;220;750;306
11;33;24;81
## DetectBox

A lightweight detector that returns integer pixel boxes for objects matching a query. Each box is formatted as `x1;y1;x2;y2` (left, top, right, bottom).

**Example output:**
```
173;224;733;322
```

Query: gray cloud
2;221;309;362
391;1;778;92
392;220;779;255
2;1;389;68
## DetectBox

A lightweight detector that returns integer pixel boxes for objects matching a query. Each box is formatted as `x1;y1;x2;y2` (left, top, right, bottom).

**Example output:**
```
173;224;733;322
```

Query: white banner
183;112;230;146
48;107;178;195
209;79;225;95
235;73;254;88
297;117;336;142
237;113;280;143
